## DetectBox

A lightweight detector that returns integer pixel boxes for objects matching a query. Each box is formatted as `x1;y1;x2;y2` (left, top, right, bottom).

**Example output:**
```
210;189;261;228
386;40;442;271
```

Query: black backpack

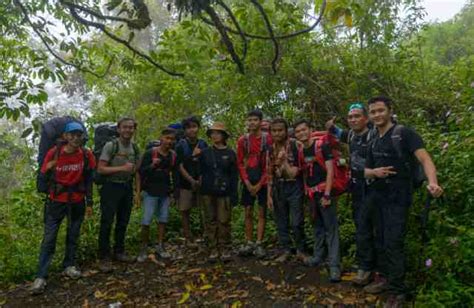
36;116;88;193
391;125;427;189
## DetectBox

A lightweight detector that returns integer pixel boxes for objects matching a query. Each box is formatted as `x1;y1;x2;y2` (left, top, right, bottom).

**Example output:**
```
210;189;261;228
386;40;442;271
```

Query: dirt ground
1;243;384;307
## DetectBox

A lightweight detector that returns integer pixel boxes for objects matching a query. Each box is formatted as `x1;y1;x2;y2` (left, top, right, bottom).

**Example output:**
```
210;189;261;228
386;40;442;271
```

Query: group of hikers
30;96;443;307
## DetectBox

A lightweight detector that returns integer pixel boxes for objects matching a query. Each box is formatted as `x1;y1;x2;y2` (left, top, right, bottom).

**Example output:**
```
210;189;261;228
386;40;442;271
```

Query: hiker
97;117;140;268
364;96;443;307
31;122;95;295
199;122;238;261
175;116;208;244
293;119;341;282
325;102;381;287
137;128;177;262
267;118;306;262
237;109;272;258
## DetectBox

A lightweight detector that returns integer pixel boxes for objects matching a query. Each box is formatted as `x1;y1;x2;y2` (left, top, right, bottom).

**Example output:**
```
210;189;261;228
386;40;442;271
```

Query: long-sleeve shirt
236;133;272;186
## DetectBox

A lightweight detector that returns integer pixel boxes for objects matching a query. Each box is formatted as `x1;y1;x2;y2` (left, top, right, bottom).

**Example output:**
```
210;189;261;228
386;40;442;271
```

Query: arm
236;137;251;187
230;151;239;206
415;149;443;197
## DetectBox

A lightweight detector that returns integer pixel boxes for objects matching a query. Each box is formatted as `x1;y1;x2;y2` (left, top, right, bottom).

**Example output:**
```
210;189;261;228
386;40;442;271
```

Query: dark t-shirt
176;138;207;190
340;129;375;179
303;142;333;187
366;125;424;183
139;148;175;197
269;139;303;187
199;147;238;202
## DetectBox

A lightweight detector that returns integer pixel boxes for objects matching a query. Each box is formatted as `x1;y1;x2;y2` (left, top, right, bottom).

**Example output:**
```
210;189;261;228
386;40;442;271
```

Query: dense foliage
0;0;473;306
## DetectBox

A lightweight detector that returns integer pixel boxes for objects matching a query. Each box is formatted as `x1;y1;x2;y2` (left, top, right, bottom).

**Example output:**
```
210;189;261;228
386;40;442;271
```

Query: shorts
241;185;267;208
141;191;170;225
178;189;200;211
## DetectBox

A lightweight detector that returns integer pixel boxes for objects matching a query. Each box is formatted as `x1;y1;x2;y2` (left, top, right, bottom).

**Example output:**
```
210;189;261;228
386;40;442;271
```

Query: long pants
310;194;340;269
98;182;133;258
272;181;305;252
201;195;231;249
367;183;412;295
351;180;383;272
37;200;85;278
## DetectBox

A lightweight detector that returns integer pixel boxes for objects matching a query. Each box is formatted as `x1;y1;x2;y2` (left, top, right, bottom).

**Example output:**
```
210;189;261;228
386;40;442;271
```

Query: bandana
348;102;365;112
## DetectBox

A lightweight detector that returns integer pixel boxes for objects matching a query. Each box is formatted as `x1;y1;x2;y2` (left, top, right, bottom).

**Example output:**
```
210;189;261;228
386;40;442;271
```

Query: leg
383;187;411;295
256;187;267;243
354;192;376;271
202;195;218;249
273;185;291;251
312;197;325;262
114;184;133;254
37;201;67;278
320;198;341;269
288;185;305;252
141;191;157;246
63;201;86;269
98;183;121;259
156;197;170;245
242;186;255;242
216;197;232;248
178;189;193;240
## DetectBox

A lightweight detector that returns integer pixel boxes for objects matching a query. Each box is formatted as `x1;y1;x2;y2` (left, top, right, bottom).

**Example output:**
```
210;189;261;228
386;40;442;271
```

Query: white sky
422;0;468;22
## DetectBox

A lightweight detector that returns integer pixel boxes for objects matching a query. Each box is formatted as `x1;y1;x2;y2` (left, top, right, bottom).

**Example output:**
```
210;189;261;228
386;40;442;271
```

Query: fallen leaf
199;273;208;284
341;272;357;281
266;281;276;291
251;276;263;283
185;268;203;274
231;300;243;308
296;273;306;280
82;270;99;278
199;284;213;291
177;292;190;304
305;295;317;303
185;283;195;292
82;298;89;308
149;254;165;266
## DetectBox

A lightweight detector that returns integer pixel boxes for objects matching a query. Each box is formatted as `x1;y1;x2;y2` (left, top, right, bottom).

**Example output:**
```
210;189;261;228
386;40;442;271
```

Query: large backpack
391;125;426;189
307;131;350;196
36;116;88;193
140;147;177;188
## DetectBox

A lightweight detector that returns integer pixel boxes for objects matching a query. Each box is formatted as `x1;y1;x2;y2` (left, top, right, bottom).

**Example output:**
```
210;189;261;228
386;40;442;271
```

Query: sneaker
220;250;232;262
353;269;373;286
209;250;219;262
155;244;171;259
238;242;255;256
329;267;341;283
363;273;388;294
113;252;134;263
303;256;321;267
253;245;267;259
383;294;406;308
30;278;47;295
63;266;81;279
275;250;292;263
98;259;113;273
136;247;148;263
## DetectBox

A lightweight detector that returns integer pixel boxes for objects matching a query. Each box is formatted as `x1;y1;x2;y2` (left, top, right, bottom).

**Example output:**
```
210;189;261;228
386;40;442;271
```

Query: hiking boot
363;273;388;294
98;259;113;273
238;242;255;256
136;247;148;263
384;294;406;308
220;250;232;262
329;267;341;283
275;250;292;263
353;269;373;286
30;278;47;295
209;250;219;262
155;244;171;259
63;266;81;279
114;252;134;263
253;245;267;259
303;256;321;267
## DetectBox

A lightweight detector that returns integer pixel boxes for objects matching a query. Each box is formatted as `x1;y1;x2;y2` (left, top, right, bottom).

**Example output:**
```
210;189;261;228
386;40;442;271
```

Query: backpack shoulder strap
391;124;405;159
109;138;120;162
132;142;140;161
170;149;177;167
261;132;268;153
348;129;355;144
244;133;250;156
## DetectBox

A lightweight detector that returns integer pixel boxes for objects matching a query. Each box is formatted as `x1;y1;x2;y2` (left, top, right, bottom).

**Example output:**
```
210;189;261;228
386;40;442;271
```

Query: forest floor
1;241;385;307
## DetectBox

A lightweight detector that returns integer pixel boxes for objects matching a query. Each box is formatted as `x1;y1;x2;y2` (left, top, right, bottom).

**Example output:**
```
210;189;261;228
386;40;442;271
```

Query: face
368;101;392;127
117;120;136;140
184;122;199;139
64;131;84;148
347;109;369;132
270;123;287;143
294;123;311;143
210;130;225;144
160;134;176;149
246;116;261;131
261;120;270;132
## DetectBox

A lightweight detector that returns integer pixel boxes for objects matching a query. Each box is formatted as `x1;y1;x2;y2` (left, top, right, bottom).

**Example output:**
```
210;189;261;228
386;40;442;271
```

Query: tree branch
14;0;111;78
201;0;327;40
201;1;245;74
61;0;151;30
216;0;247;60
249;0;279;73
64;3;184;77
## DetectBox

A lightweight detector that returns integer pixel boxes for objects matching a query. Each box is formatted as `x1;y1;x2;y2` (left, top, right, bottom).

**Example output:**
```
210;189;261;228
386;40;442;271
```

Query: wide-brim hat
206;122;230;138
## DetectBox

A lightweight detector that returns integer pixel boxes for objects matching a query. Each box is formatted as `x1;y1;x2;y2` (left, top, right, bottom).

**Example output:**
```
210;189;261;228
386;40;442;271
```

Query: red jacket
236;133;272;186
41;146;96;203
